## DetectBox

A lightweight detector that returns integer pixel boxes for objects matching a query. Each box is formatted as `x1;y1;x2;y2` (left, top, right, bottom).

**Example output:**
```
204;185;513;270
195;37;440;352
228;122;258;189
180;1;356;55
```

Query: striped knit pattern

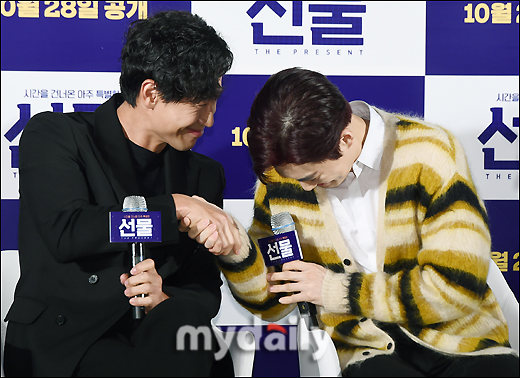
218;108;515;370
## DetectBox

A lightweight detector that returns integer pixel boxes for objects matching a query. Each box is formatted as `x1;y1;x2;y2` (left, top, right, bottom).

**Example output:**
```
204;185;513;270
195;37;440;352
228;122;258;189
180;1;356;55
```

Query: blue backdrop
2;2;518;376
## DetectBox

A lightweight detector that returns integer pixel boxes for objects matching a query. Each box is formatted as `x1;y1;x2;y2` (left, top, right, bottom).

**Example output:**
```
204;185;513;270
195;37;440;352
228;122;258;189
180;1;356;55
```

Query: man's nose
299;181;317;191
198;100;217;127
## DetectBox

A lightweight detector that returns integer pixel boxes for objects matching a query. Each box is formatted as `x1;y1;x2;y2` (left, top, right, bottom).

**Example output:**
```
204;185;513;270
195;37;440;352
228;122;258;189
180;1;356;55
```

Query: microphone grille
271;212;295;235
122;196;147;212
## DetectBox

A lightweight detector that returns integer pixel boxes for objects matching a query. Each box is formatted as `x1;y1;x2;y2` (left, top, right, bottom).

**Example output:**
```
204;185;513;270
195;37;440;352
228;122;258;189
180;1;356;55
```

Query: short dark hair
119;10;233;107
247;67;352;184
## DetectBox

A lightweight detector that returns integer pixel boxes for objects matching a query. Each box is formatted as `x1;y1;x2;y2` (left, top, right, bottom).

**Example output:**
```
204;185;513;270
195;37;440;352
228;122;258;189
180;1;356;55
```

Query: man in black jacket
4;10;240;377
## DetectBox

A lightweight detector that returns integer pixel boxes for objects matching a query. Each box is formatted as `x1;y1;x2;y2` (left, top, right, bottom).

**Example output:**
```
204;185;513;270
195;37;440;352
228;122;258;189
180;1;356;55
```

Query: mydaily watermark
177;314;333;361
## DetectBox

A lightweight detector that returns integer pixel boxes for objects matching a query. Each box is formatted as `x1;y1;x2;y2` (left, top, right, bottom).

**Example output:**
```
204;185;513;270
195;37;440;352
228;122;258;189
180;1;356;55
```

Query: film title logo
478;107;519;172
109;211;162;243
247;1;366;46
258;231;303;267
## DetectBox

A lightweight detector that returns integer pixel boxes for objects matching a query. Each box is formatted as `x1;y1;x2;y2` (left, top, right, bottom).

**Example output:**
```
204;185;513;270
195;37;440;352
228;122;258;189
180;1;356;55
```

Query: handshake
173;194;242;256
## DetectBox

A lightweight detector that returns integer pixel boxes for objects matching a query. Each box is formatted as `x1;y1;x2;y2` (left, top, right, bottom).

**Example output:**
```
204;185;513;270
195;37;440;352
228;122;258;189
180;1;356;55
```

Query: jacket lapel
92;94;141;201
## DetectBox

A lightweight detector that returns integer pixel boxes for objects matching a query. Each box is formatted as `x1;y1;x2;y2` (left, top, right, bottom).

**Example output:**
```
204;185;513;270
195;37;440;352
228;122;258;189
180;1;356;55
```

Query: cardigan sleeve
217;180;297;322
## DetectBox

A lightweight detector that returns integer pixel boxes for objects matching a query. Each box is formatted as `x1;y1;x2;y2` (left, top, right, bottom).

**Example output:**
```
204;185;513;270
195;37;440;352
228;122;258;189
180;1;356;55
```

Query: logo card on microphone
258;230;302;266
109;211;162;243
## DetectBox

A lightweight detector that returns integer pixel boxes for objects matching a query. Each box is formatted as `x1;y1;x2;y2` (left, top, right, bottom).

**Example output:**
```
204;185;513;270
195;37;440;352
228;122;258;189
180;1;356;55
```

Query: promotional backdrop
2;1;519;376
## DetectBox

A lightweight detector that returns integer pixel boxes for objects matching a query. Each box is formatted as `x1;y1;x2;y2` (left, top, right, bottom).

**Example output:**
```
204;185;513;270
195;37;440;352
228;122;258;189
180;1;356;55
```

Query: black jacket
4;94;225;376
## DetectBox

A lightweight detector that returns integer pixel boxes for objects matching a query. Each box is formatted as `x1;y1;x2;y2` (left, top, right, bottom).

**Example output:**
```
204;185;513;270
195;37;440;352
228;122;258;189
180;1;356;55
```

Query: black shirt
127;139;166;198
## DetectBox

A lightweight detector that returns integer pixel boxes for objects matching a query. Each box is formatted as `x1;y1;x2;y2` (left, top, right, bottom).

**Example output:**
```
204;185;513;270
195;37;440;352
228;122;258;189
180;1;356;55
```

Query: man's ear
138;79;158;109
340;127;354;149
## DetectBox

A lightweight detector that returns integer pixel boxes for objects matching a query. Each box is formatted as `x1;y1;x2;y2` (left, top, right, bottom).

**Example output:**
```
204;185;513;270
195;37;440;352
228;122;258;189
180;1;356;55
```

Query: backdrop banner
2;2;518;376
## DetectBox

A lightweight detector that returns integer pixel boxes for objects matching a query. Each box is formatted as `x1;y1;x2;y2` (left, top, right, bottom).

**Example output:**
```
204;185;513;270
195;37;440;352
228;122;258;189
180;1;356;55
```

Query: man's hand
266;260;327;306
120;258;169;314
174;194;241;256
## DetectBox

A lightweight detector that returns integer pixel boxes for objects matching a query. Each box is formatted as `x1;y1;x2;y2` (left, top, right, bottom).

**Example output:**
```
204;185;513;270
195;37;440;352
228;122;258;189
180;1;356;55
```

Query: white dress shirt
326;102;384;273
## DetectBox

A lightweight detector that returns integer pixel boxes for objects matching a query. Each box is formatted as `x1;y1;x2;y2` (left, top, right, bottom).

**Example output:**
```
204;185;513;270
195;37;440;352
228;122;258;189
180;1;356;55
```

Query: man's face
151;98;217;151
275;156;353;191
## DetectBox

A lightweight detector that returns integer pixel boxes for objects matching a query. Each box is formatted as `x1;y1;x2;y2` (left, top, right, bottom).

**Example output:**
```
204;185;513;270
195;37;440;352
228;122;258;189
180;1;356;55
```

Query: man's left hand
120;258;169;313
266;260;327;306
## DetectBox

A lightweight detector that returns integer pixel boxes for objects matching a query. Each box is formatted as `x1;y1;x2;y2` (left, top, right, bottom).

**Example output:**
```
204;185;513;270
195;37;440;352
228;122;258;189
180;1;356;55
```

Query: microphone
122;195;148;320
260;212;319;330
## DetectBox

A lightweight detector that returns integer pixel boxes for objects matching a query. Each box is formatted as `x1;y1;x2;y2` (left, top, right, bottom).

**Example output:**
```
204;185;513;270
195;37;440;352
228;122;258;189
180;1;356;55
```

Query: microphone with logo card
109;195;162;320
258;211;319;330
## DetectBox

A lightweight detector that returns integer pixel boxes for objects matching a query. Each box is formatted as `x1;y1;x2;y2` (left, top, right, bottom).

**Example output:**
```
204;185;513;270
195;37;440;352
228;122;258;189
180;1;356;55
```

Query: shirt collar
350;101;385;173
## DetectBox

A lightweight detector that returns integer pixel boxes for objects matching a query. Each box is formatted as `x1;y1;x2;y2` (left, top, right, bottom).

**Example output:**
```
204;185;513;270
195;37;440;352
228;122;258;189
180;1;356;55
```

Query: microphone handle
275;265;319;330
298;301;319;330
131;242;146;320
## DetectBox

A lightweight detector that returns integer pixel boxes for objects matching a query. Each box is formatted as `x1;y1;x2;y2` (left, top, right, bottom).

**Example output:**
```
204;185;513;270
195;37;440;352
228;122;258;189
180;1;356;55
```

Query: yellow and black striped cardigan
218;105;516;369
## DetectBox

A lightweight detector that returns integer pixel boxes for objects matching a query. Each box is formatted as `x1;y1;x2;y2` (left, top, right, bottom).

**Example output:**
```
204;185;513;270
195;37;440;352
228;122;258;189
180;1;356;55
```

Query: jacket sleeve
161;245;223;320
217;181;297;322
160;158;227;319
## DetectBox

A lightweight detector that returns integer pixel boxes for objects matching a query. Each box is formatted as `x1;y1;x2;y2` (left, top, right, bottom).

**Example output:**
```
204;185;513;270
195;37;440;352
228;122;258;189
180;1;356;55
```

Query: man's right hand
173;194;241;256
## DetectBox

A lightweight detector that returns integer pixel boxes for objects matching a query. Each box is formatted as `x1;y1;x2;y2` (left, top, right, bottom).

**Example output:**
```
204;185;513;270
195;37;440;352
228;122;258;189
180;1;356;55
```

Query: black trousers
343;323;519;377
72;296;234;377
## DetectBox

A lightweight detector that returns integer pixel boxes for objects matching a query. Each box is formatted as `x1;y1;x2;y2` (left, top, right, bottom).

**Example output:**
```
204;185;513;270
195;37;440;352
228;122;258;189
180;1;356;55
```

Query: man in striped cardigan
198;67;518;376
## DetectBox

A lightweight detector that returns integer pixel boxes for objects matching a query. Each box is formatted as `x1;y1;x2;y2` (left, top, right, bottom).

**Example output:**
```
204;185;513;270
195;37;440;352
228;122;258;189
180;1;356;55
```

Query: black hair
247;67;352;184
119;11;233;106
